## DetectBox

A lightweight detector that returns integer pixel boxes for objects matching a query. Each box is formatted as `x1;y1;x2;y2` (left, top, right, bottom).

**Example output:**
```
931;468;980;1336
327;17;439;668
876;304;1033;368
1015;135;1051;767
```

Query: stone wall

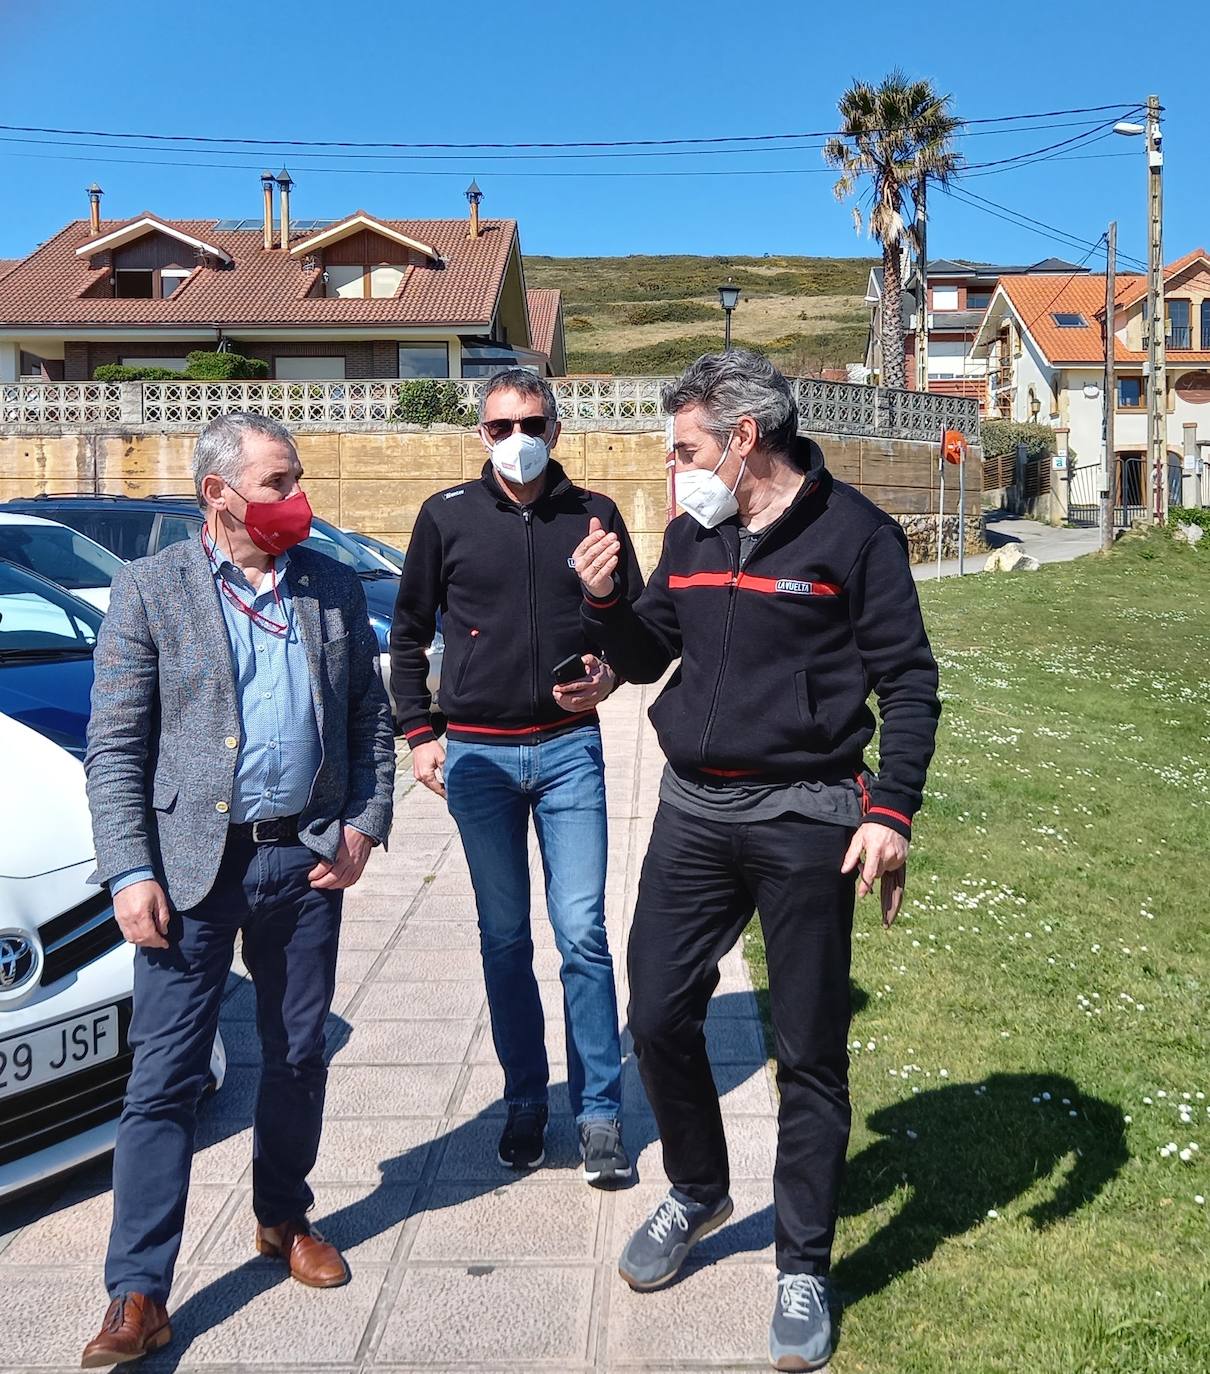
0;427;983;572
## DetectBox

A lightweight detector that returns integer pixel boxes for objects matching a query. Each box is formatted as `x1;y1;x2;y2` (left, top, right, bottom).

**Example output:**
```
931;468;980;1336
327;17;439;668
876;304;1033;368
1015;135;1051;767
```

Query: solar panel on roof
211;218;336;231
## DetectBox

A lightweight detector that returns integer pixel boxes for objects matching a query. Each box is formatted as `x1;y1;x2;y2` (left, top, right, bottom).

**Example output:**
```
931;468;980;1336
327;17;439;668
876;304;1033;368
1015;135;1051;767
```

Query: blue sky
2;0;1205;273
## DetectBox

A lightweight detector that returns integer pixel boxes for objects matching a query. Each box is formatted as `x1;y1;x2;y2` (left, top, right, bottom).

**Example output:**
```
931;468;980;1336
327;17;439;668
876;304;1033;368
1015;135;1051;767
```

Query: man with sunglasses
391;369;643;1184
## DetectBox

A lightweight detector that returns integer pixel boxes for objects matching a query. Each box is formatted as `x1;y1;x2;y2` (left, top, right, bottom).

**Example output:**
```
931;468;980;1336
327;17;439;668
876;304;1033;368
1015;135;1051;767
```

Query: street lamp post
1114;96;1166;524
718;280;741;352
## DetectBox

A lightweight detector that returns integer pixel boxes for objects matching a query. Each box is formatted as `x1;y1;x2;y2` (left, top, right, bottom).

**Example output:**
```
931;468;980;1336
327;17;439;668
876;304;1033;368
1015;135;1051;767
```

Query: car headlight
368;614;391;652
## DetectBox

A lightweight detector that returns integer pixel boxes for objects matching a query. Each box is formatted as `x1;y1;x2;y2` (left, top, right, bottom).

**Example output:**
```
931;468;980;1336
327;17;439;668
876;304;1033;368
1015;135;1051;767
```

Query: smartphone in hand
552;653;589;685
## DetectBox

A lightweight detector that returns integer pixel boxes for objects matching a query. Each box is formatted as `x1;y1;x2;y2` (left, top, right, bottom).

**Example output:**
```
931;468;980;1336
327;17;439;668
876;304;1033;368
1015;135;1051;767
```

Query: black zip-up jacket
581;438;940;839
391;458;643;747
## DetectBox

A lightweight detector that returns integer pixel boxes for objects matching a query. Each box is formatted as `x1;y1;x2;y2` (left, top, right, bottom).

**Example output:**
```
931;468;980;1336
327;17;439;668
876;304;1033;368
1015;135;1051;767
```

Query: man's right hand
113;879;171;949
411;738;447;798
572;517;622;601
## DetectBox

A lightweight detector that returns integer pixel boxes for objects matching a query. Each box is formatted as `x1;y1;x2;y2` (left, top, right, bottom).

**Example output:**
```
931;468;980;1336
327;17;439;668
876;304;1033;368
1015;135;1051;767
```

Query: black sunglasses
482;415;551;443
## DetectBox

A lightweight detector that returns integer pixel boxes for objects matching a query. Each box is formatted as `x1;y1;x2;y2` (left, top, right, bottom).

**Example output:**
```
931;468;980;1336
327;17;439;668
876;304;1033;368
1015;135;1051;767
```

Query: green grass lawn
745;533;1209;1373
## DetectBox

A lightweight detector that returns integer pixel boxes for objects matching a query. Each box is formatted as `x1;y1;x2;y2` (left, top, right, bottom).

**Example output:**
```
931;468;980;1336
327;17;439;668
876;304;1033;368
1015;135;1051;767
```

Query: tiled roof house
0;178;566;382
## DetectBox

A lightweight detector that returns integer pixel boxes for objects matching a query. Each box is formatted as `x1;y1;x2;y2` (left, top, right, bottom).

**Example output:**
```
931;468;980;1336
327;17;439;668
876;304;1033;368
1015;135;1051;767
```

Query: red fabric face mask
231;487;313;555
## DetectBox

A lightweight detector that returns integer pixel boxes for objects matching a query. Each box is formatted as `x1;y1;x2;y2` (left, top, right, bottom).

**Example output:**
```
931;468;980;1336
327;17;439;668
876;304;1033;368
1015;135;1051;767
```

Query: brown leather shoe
80;1293;172;1368
255;1217;349;1288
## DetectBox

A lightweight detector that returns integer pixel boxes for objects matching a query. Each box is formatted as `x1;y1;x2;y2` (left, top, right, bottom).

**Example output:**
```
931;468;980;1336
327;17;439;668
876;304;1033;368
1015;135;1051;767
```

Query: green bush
93;364;185;381
980;420;1058;461
1169;505;1210;547
620;300;719;326
183;350;270;380
391;379;476;427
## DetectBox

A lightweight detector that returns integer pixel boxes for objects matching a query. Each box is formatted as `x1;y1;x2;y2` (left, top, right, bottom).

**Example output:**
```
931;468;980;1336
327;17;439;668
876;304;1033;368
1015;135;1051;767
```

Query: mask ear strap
712;434;734;476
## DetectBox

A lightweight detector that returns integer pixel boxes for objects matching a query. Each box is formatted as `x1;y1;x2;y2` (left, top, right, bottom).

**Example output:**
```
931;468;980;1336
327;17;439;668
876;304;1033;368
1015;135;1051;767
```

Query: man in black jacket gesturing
572;351;941;1372
392;370;642;1186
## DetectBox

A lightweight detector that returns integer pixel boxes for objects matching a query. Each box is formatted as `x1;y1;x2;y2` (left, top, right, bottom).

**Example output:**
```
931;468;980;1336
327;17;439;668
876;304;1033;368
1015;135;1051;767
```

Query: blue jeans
104;833;342;1303
444;723;621;1124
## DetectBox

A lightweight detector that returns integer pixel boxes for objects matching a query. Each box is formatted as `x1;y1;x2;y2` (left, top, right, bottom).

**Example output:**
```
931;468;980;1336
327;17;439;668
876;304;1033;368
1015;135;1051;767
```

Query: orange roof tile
997;273;1144;363
0;214;519;329
1114;247;1210;309
526;287;561;360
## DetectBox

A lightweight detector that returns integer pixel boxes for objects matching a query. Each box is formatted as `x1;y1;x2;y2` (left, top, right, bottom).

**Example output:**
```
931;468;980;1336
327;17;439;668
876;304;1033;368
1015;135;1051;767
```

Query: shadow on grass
833;1071;1128;1303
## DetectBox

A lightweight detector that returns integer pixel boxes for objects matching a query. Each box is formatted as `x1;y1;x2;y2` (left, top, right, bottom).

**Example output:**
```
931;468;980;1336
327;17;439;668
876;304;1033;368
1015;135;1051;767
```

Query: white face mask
675;433;746;529
488;429;550;486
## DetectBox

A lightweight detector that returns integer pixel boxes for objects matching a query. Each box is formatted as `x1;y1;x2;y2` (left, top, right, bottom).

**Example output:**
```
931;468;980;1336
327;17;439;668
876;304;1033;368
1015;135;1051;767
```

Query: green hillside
525;254;876;376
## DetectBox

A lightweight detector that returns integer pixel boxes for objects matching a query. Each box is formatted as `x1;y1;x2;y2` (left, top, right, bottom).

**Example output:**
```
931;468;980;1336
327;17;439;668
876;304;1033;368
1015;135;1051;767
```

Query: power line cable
947;185;1147;270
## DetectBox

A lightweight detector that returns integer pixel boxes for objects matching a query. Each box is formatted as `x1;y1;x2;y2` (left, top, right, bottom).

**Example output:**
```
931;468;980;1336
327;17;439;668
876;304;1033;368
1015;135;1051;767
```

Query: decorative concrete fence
1;376;979;443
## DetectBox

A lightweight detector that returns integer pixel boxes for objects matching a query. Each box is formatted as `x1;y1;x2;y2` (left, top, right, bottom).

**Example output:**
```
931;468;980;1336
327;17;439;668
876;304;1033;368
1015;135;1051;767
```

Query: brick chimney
261;170;275;251
87;183;103;235
276;167;294;250
465;179;483;240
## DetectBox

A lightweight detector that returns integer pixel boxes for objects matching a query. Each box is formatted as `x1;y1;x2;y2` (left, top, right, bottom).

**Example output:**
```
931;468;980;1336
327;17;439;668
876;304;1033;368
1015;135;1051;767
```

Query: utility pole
1102;220;1117;550
1145;93;1167;525
915;174;929;394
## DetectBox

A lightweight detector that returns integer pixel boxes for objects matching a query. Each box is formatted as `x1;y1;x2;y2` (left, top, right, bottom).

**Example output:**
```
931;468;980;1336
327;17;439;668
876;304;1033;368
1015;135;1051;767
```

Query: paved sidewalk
1;684;782;1373
912;513;1101;582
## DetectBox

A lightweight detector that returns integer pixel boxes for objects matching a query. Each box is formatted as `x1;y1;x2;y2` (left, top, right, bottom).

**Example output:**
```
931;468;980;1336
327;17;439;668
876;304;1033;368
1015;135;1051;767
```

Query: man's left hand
842;822;909;927
309;825;375;890
553;654;615;714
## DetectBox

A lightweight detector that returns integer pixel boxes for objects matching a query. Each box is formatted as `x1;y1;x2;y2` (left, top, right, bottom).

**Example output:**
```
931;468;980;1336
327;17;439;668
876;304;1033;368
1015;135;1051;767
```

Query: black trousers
627;801;856;1275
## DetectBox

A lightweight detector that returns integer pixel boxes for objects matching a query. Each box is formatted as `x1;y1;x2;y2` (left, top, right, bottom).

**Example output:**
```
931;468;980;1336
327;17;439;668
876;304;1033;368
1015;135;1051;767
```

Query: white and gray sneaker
579;1119;632;1188
617;1190;734;1291
768;1272;834;1372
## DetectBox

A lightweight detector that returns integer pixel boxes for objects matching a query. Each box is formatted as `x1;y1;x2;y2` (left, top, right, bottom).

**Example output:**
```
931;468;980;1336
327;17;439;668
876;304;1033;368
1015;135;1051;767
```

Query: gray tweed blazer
84;536;395;910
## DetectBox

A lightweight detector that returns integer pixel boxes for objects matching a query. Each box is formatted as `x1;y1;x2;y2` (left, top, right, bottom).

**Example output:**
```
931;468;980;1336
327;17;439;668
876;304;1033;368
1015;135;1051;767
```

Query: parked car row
0;494;432;1201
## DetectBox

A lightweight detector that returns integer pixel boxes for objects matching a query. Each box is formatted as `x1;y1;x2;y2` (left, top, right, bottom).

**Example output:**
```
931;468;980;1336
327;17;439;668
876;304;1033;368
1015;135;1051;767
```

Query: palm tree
824;72;961;390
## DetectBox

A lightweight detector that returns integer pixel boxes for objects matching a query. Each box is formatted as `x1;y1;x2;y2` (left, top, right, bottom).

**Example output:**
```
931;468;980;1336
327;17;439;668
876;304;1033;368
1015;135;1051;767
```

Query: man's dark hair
477;369;558;423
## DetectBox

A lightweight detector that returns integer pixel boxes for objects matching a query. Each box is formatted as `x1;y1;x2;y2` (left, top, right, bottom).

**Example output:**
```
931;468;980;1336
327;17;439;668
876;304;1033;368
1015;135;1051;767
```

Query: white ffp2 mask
675;434;745;529
489;430;550;486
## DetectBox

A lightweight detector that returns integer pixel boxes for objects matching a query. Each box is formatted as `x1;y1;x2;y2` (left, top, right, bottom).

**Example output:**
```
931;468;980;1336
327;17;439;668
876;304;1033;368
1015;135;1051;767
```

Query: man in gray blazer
80;412;395;1369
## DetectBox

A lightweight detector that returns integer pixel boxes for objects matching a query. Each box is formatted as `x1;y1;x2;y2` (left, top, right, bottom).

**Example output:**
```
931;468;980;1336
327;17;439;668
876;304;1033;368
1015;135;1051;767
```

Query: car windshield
0;560;102;655
0;522;124;590
304;520;396;576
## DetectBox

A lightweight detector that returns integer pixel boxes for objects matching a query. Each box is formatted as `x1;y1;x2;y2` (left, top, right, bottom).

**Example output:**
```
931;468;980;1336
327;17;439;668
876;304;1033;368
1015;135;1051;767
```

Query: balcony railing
1166;325;1193;350
2;376;979;442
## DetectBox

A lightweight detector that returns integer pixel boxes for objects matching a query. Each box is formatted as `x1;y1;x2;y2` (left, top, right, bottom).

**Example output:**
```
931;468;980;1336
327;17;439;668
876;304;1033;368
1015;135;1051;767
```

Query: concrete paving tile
336;948;381;982
191;1121;254;1185
204;1066;261;1118
706;1016;768;1063
456;1064;571;1119
155;1262;384;1365
606;1261;778;1365
0;1269;118;1368
633;1115;778;1185
406;893;481;920
324;1065;460;1117
1;1182;231;1269
356;980;485;1020
408;1181;600;1261
338;919;402;949
435;1115;583;1182
345;891;431;921
377;947;489;981
203;1184;414;1266
331;1019;478;1066
609;1180;775;1268
393;919;481;948
218;1020;263;1065
376;1265;594;1365
310;1118;440;1185
707;987;761;1018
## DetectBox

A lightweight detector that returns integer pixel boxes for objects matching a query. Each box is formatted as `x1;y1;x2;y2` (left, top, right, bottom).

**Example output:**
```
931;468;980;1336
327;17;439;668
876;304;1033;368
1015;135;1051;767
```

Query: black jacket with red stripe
390;458;643;747
581;438;940;839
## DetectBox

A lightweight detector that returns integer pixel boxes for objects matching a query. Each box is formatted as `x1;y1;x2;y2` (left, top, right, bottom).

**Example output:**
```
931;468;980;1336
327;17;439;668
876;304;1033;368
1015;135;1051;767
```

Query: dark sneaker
768;1272;834;1372
579;1119;632;1187
497;1102;548;1170
617;1190;733;1290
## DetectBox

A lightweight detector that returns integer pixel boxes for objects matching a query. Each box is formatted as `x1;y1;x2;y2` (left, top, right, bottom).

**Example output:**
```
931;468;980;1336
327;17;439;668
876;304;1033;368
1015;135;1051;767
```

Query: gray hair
662;350;799;459
477;368;557;424
192;411;298;509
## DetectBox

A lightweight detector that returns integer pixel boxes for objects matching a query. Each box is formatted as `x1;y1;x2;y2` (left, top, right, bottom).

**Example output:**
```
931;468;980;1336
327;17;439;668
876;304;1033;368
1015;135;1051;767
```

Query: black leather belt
231;815;301;844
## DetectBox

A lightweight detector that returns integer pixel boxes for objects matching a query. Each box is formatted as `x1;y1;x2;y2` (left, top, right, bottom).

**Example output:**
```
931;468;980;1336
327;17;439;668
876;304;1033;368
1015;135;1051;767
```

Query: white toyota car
0;566;225;1200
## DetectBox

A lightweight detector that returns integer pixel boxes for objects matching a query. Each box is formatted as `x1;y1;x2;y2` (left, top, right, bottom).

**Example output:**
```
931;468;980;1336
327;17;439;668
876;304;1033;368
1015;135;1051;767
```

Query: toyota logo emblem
0;934;37;991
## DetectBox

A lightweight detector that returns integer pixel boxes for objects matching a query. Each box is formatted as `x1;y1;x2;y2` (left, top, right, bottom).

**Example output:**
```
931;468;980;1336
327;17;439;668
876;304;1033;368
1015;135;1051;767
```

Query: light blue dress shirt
110;548;322;896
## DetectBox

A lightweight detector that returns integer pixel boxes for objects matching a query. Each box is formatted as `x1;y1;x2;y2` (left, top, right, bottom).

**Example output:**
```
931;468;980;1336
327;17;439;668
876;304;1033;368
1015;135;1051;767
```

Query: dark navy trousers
104;832;342;1303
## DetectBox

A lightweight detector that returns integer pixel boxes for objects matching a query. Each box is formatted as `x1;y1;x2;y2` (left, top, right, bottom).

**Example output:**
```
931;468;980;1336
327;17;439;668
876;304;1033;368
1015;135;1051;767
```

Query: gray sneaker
768;1272;834;1372
617;1190;734;1291
579;1119;632;1187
